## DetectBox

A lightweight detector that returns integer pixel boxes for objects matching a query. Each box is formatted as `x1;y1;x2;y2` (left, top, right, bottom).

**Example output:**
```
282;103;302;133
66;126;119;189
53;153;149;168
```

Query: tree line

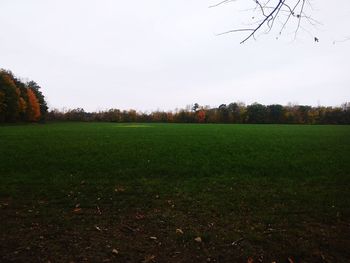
48;102;350;125
0;69;48;122
1;68;349;125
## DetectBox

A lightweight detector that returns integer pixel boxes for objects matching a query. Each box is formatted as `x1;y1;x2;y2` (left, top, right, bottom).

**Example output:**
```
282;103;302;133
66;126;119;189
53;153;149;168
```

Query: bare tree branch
333;36;350;44
209;0;237;8
211;0;313;43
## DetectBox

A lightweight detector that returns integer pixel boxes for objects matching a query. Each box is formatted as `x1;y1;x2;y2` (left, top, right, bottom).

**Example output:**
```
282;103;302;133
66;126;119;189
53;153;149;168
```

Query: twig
232;237;245;246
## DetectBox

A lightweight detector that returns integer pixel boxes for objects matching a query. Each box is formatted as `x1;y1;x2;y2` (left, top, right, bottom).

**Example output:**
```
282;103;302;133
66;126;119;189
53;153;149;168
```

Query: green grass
1;123;350;262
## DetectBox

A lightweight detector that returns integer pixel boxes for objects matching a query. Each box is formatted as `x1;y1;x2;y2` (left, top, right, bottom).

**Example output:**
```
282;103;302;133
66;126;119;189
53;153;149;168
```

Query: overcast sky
1;0;349;111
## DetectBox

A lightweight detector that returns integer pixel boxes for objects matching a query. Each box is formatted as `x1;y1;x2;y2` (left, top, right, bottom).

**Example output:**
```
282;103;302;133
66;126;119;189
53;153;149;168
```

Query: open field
0;123;350;262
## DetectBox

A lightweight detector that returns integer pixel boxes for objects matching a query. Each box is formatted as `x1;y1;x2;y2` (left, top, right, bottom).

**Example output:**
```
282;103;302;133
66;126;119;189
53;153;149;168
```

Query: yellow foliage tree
18;97;27;114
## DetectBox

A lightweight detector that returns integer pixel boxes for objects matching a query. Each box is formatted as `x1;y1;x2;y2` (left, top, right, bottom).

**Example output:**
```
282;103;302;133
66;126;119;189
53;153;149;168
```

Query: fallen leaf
112;248;119;255
194;237;202;243
114;186;125;192
135;213;145;220
95;226;101;231
73;208;82;213
176;228;184;235
247;257;254;263
150;236;157;240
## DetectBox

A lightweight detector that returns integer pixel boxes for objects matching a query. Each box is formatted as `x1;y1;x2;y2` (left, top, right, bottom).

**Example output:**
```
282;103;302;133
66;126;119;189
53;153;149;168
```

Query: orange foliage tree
27;88;41;121
197;110;206;123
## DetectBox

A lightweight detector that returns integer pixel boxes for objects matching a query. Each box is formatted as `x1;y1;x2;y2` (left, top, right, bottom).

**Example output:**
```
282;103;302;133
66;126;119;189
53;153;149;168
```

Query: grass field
0;123;350;262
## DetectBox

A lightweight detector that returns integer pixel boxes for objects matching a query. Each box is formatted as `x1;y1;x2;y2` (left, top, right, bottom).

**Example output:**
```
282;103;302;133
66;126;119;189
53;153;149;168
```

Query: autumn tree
27;88;41;121
105;109;122;122
0;69;48;123
0;70;19;122
167;112;174;123
14;77;30;121
27;81;48;120
197;110;206;123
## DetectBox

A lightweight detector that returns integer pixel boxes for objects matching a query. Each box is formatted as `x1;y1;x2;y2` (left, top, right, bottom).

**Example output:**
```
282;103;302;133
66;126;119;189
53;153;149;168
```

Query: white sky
1;0;349;111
